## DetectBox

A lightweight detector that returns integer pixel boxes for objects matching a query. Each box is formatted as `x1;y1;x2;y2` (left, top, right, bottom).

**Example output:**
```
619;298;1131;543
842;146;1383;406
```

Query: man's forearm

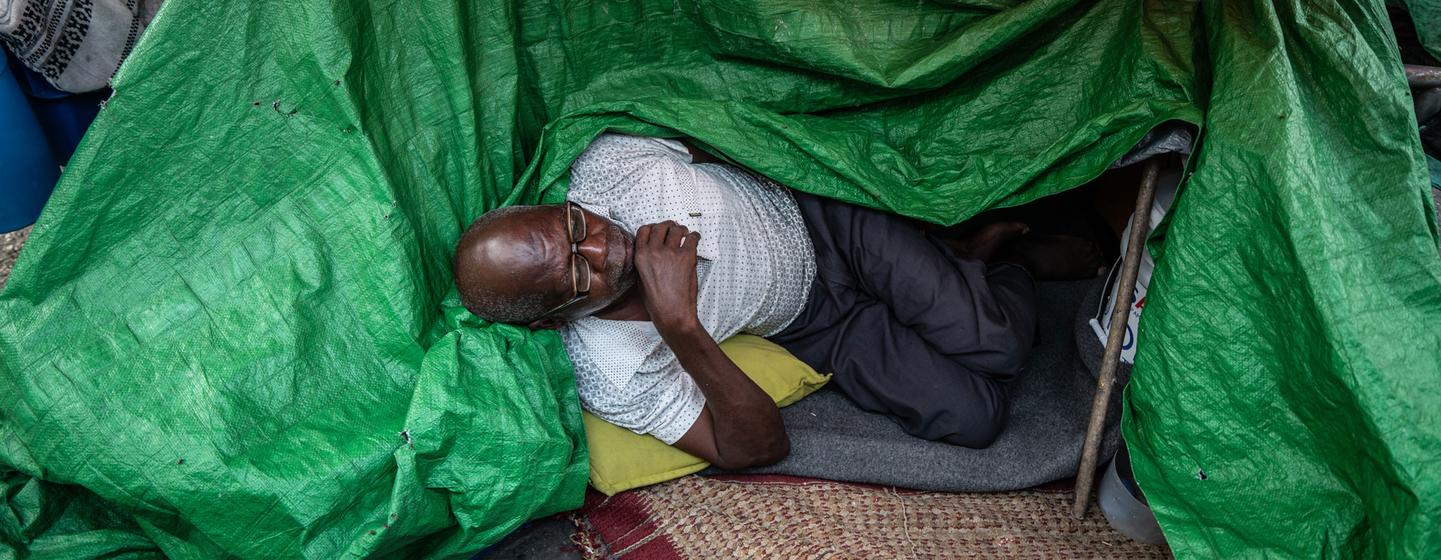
631;218;785;468
659;323;789;468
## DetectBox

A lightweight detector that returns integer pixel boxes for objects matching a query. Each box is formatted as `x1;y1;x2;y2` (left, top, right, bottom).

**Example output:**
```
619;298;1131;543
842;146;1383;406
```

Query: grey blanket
713;278;1122;492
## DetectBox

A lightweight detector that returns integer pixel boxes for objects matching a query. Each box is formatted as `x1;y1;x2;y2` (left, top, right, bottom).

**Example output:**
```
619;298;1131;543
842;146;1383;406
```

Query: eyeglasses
533;202;592;321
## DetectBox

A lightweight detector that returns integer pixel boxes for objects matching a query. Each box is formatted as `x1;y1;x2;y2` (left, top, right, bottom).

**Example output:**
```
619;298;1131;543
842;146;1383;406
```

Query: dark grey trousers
769;192;1037;448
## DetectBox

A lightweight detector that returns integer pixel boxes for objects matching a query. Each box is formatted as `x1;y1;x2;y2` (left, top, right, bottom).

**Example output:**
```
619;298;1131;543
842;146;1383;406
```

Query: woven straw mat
575;475;1171;559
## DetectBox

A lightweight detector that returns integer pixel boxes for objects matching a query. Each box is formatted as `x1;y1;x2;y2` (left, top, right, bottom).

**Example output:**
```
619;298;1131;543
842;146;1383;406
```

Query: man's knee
936;404;1007;448
988;337;1034;381
922;383;1009;448
939;412;1006;448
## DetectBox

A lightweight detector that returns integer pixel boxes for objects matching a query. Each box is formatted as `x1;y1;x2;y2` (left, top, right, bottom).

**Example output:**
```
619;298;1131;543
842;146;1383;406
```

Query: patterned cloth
1;0;162;93
561;134;816;444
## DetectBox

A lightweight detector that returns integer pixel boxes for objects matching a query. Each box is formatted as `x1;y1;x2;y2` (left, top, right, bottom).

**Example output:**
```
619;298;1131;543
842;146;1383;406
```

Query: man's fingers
641;221;665;246
661;222;688;247
638;221;699;249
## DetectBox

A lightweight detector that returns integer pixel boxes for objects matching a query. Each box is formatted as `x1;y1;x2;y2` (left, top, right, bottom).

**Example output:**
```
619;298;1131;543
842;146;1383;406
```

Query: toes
993;221;1029;240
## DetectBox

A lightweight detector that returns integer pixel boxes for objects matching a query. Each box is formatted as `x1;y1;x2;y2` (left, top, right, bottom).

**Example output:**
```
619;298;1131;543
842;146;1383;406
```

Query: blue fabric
0;51;58;232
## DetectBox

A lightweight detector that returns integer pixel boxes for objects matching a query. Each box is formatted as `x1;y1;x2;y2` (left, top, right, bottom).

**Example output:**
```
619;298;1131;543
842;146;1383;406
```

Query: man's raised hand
633;221;702;333
636;219;790;469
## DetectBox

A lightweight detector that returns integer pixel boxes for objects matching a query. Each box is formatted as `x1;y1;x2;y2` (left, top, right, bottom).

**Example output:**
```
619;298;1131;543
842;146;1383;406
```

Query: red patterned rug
573;475;1170;559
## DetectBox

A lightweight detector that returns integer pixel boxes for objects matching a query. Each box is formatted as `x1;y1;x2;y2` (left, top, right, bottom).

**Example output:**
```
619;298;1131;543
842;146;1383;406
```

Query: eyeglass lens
567;205;591;295
567;204;587;245
572;254;591;295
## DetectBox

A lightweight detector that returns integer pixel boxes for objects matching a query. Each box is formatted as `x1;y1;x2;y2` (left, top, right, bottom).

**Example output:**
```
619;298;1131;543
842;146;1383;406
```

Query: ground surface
481;516;584;559
0;226;31;290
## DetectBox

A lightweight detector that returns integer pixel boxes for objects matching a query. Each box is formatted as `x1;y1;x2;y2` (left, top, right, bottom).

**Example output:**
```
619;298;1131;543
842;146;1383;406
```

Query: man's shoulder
568;134;693;199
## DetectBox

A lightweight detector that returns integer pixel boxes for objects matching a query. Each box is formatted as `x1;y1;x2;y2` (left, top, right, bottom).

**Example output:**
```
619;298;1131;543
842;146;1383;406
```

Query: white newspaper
1089;167;1181;364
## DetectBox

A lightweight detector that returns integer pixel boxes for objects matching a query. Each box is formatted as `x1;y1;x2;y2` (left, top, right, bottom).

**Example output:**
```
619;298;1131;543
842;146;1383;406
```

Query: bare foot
944;222;1030;261
995;234;1106;280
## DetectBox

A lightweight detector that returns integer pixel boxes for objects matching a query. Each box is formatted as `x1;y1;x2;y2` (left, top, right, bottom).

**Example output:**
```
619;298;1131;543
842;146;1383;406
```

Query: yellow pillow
583;335;831;495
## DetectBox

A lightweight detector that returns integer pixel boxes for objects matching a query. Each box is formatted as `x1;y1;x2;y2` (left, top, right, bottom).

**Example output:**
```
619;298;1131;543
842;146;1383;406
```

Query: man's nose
575;231;607;267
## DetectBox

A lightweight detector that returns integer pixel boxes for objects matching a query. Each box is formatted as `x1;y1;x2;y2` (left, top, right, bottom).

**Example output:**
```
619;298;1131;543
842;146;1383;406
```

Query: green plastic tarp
1401;0;1441;59
2;0;1438;557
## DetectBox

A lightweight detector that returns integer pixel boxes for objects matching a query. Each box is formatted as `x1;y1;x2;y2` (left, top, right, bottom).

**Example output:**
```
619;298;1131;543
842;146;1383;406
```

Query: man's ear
529;317;567;330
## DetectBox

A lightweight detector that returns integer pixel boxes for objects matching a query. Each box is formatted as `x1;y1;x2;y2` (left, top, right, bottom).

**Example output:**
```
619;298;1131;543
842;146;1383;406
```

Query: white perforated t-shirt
560;133;816;444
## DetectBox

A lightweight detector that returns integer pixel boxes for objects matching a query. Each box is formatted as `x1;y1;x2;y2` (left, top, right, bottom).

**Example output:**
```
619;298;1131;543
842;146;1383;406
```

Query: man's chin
618;230;635;277
608;225;636;281
612;272;638;300
586;276;637;318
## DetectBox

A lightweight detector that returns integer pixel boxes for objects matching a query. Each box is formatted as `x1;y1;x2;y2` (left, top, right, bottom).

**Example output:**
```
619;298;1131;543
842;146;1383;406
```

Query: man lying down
453;134;1101;469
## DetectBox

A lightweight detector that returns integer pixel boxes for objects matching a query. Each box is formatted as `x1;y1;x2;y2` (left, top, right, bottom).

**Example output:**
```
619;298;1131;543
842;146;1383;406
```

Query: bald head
454;205;563;324
454;204;637;326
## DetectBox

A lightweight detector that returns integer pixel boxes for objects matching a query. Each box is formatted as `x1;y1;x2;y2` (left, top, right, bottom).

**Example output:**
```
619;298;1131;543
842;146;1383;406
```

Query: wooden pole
1405;64;1441;88
1071;159;1161;519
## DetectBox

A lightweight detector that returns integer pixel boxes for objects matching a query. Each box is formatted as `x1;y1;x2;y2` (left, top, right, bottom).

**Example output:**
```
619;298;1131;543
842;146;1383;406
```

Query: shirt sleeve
579;359;706;445
625;365;707;445
564;322;707;446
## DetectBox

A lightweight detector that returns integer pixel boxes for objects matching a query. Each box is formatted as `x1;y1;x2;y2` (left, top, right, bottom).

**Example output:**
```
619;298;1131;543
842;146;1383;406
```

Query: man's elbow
712;434;790;470
753;435;791;467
